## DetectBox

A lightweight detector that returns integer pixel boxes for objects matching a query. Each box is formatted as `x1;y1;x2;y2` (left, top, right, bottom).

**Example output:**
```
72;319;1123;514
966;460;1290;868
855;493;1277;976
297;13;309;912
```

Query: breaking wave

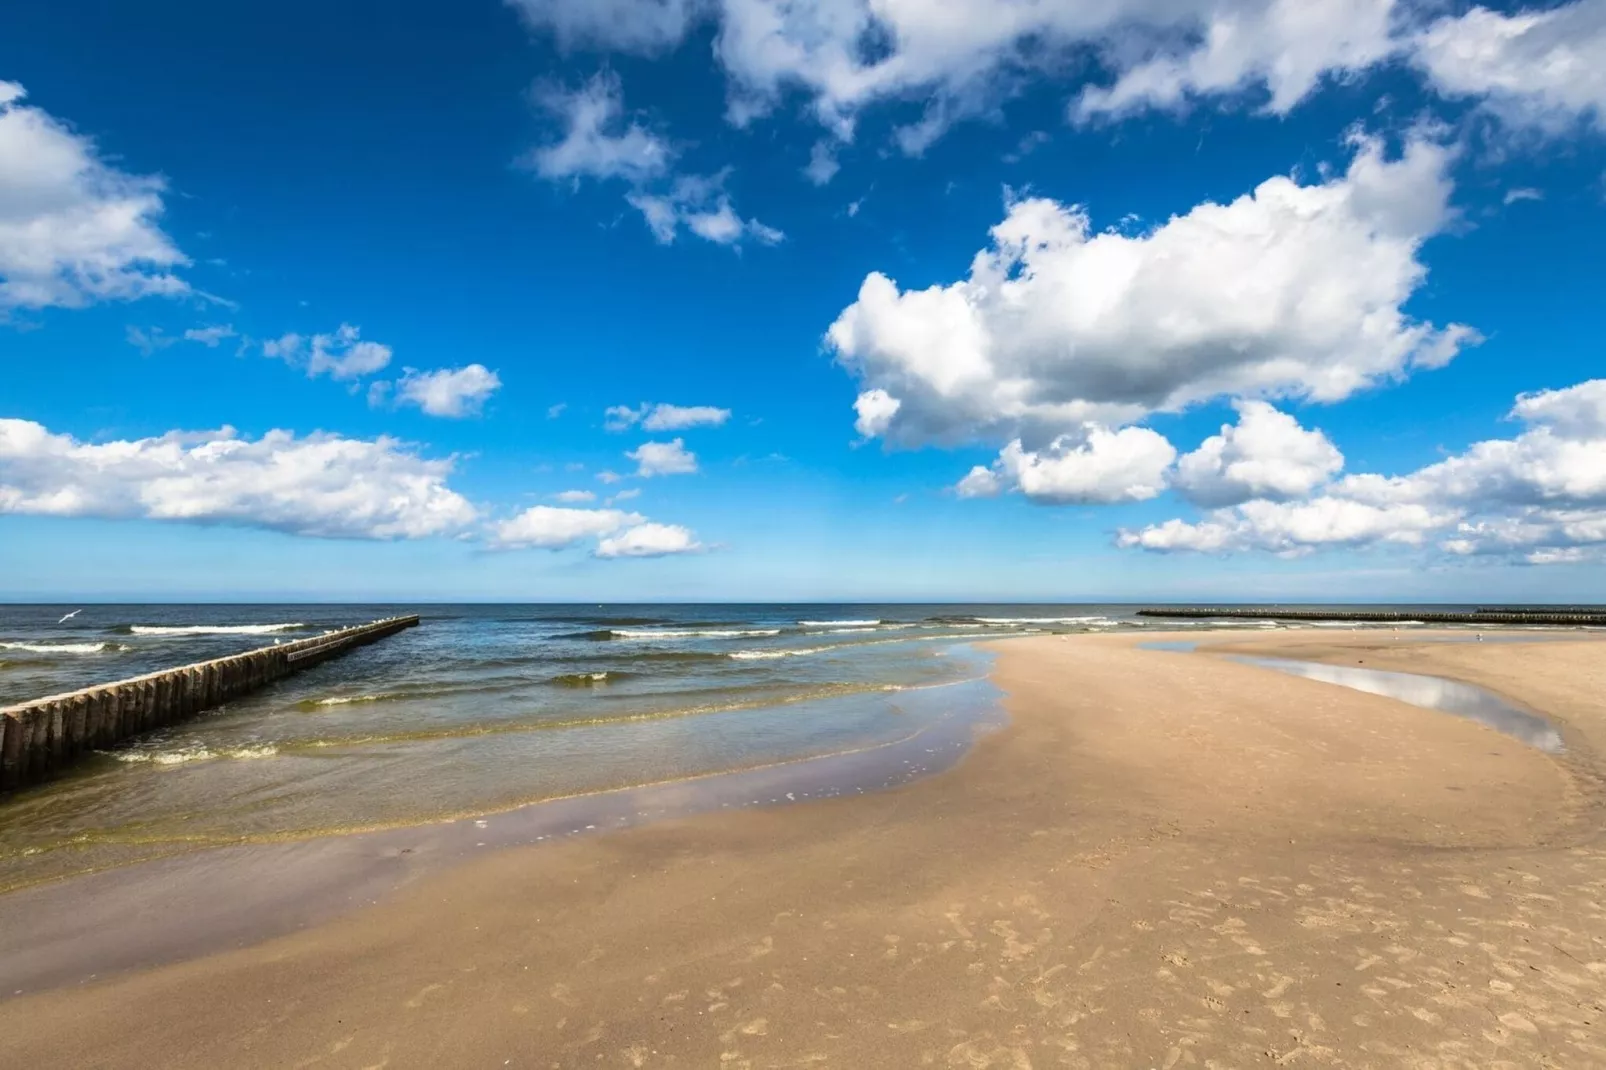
728;646;832;660
111;744;280;766
124;623;311;637
610;628;783;640
0;640;123;655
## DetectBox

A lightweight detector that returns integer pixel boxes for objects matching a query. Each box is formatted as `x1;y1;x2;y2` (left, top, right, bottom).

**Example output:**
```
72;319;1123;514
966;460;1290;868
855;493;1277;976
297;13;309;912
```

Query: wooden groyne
1137;607;1606;627
0;616;419;792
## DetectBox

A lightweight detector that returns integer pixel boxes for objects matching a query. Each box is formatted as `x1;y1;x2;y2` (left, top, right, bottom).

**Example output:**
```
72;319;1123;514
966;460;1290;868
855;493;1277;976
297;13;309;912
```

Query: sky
2;0;1605;602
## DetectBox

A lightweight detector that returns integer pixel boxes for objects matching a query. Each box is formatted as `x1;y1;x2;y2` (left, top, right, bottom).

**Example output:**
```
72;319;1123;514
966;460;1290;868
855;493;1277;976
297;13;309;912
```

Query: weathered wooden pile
0;616;420;792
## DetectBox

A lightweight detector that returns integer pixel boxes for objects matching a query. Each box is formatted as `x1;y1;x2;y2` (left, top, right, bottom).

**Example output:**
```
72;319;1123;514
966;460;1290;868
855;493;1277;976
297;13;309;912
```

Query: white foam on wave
612;628;783;639
798;619;880;627
974;616;1115;626
312;694;386;707
130;623;307;636
0;640;120;655
113;744;279;766
728;646;832;660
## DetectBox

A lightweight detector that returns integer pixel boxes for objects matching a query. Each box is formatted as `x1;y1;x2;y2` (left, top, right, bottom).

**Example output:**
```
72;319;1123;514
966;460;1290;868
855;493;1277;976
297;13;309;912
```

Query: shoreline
3;628;1605;1066
0;656;1006;995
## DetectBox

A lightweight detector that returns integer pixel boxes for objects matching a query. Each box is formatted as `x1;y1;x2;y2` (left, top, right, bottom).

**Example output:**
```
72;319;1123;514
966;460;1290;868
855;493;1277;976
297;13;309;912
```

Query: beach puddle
1140;641;1565;753
1227;655;1564;753
0;657;1004;997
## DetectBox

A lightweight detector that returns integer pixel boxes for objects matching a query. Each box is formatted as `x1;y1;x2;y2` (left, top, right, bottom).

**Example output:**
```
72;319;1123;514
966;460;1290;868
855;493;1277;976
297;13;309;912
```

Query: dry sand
2;630;1604;1068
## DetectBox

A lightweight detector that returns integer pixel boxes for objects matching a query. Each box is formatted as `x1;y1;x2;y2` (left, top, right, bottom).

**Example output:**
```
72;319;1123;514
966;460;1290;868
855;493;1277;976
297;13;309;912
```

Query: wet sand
3;630;1605;1068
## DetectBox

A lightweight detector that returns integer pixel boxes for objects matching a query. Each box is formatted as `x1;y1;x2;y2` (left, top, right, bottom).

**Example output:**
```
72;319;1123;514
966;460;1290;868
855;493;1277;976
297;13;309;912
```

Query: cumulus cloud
830;134;1471;448
552;489;597;503
606;402;731;432
394;364;502;418
0;81;189;311
266;324;393;381
958;425;1177;504
489;504;703;557
1121;378;1606;564
489;505;643;549
523;74;780;247
0;419;476;539
1413;1;1606;133
628;438;699;477
595;521;703;557
1174;401;1344;507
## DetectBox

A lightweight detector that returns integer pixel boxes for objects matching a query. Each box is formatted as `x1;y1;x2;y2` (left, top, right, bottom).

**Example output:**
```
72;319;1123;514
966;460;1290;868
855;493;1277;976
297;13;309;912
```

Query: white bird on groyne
57;609;82;624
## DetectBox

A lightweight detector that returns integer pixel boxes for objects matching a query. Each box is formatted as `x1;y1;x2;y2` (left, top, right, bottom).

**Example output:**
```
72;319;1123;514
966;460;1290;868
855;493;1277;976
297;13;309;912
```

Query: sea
0;601;1581;891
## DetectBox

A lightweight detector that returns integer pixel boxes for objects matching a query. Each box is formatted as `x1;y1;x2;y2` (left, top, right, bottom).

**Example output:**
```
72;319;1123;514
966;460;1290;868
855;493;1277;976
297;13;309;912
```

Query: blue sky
2;0;1605;601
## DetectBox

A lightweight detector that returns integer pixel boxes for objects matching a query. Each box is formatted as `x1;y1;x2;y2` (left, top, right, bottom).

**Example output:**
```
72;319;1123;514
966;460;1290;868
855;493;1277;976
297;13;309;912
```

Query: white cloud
1413;1;1606;133
958;425;1177;504
489;504;703;557
1072;0;1398;122
552;489;597;503
129;323;238;354
506;1;1606;148
604;404;646;432
547;402;568;419
1174;401;1344;507
852;389;900;439
1504;187;1543;205
804;139;840;185
1121;378;1606;563
126;325;175;355
504;0;701;53
1511;378;1606;440
522;74;779;248
628;438;699;476
261;332;302;361
829;135;1472;447
310;324;392;380
267;324;393;381
522;72;672;183
489;505;642;549
0;418;476;539
608;487;643;503
595;521;703;557
643;403;730;431
505;1;1406;151
394;364;502;418
608;402;731;432
626;171;784;246
182;324;237;347
0;81;189;311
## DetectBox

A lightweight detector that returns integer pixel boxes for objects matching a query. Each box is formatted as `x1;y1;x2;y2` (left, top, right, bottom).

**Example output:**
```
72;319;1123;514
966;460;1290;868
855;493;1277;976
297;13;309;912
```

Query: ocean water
0;603;1161;890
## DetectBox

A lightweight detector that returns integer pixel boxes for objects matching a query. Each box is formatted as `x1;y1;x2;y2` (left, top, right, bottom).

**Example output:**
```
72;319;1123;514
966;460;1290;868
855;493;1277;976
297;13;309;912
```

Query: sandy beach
3;629;1604;1068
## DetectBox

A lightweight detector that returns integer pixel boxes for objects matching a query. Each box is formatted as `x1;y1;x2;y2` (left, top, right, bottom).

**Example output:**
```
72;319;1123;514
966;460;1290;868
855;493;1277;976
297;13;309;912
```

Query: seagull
57;609;81;624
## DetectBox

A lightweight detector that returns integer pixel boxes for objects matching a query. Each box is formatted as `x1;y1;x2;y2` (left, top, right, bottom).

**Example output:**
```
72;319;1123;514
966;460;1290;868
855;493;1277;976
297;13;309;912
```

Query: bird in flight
58;609;82;624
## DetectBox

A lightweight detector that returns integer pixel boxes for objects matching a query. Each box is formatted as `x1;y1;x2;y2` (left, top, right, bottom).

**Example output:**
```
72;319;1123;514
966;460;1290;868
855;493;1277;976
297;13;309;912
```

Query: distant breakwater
1137;607;1606;627
0;616;419;793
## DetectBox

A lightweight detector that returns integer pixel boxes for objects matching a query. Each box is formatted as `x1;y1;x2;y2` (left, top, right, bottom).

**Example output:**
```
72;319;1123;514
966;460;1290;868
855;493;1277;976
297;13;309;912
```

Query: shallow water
0;671;1005;995
0;603;1126;889
1227;655;1565;753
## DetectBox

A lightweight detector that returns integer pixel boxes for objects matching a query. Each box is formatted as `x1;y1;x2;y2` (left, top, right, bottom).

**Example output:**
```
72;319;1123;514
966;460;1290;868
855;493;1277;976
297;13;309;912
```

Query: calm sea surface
0;602;1582;890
